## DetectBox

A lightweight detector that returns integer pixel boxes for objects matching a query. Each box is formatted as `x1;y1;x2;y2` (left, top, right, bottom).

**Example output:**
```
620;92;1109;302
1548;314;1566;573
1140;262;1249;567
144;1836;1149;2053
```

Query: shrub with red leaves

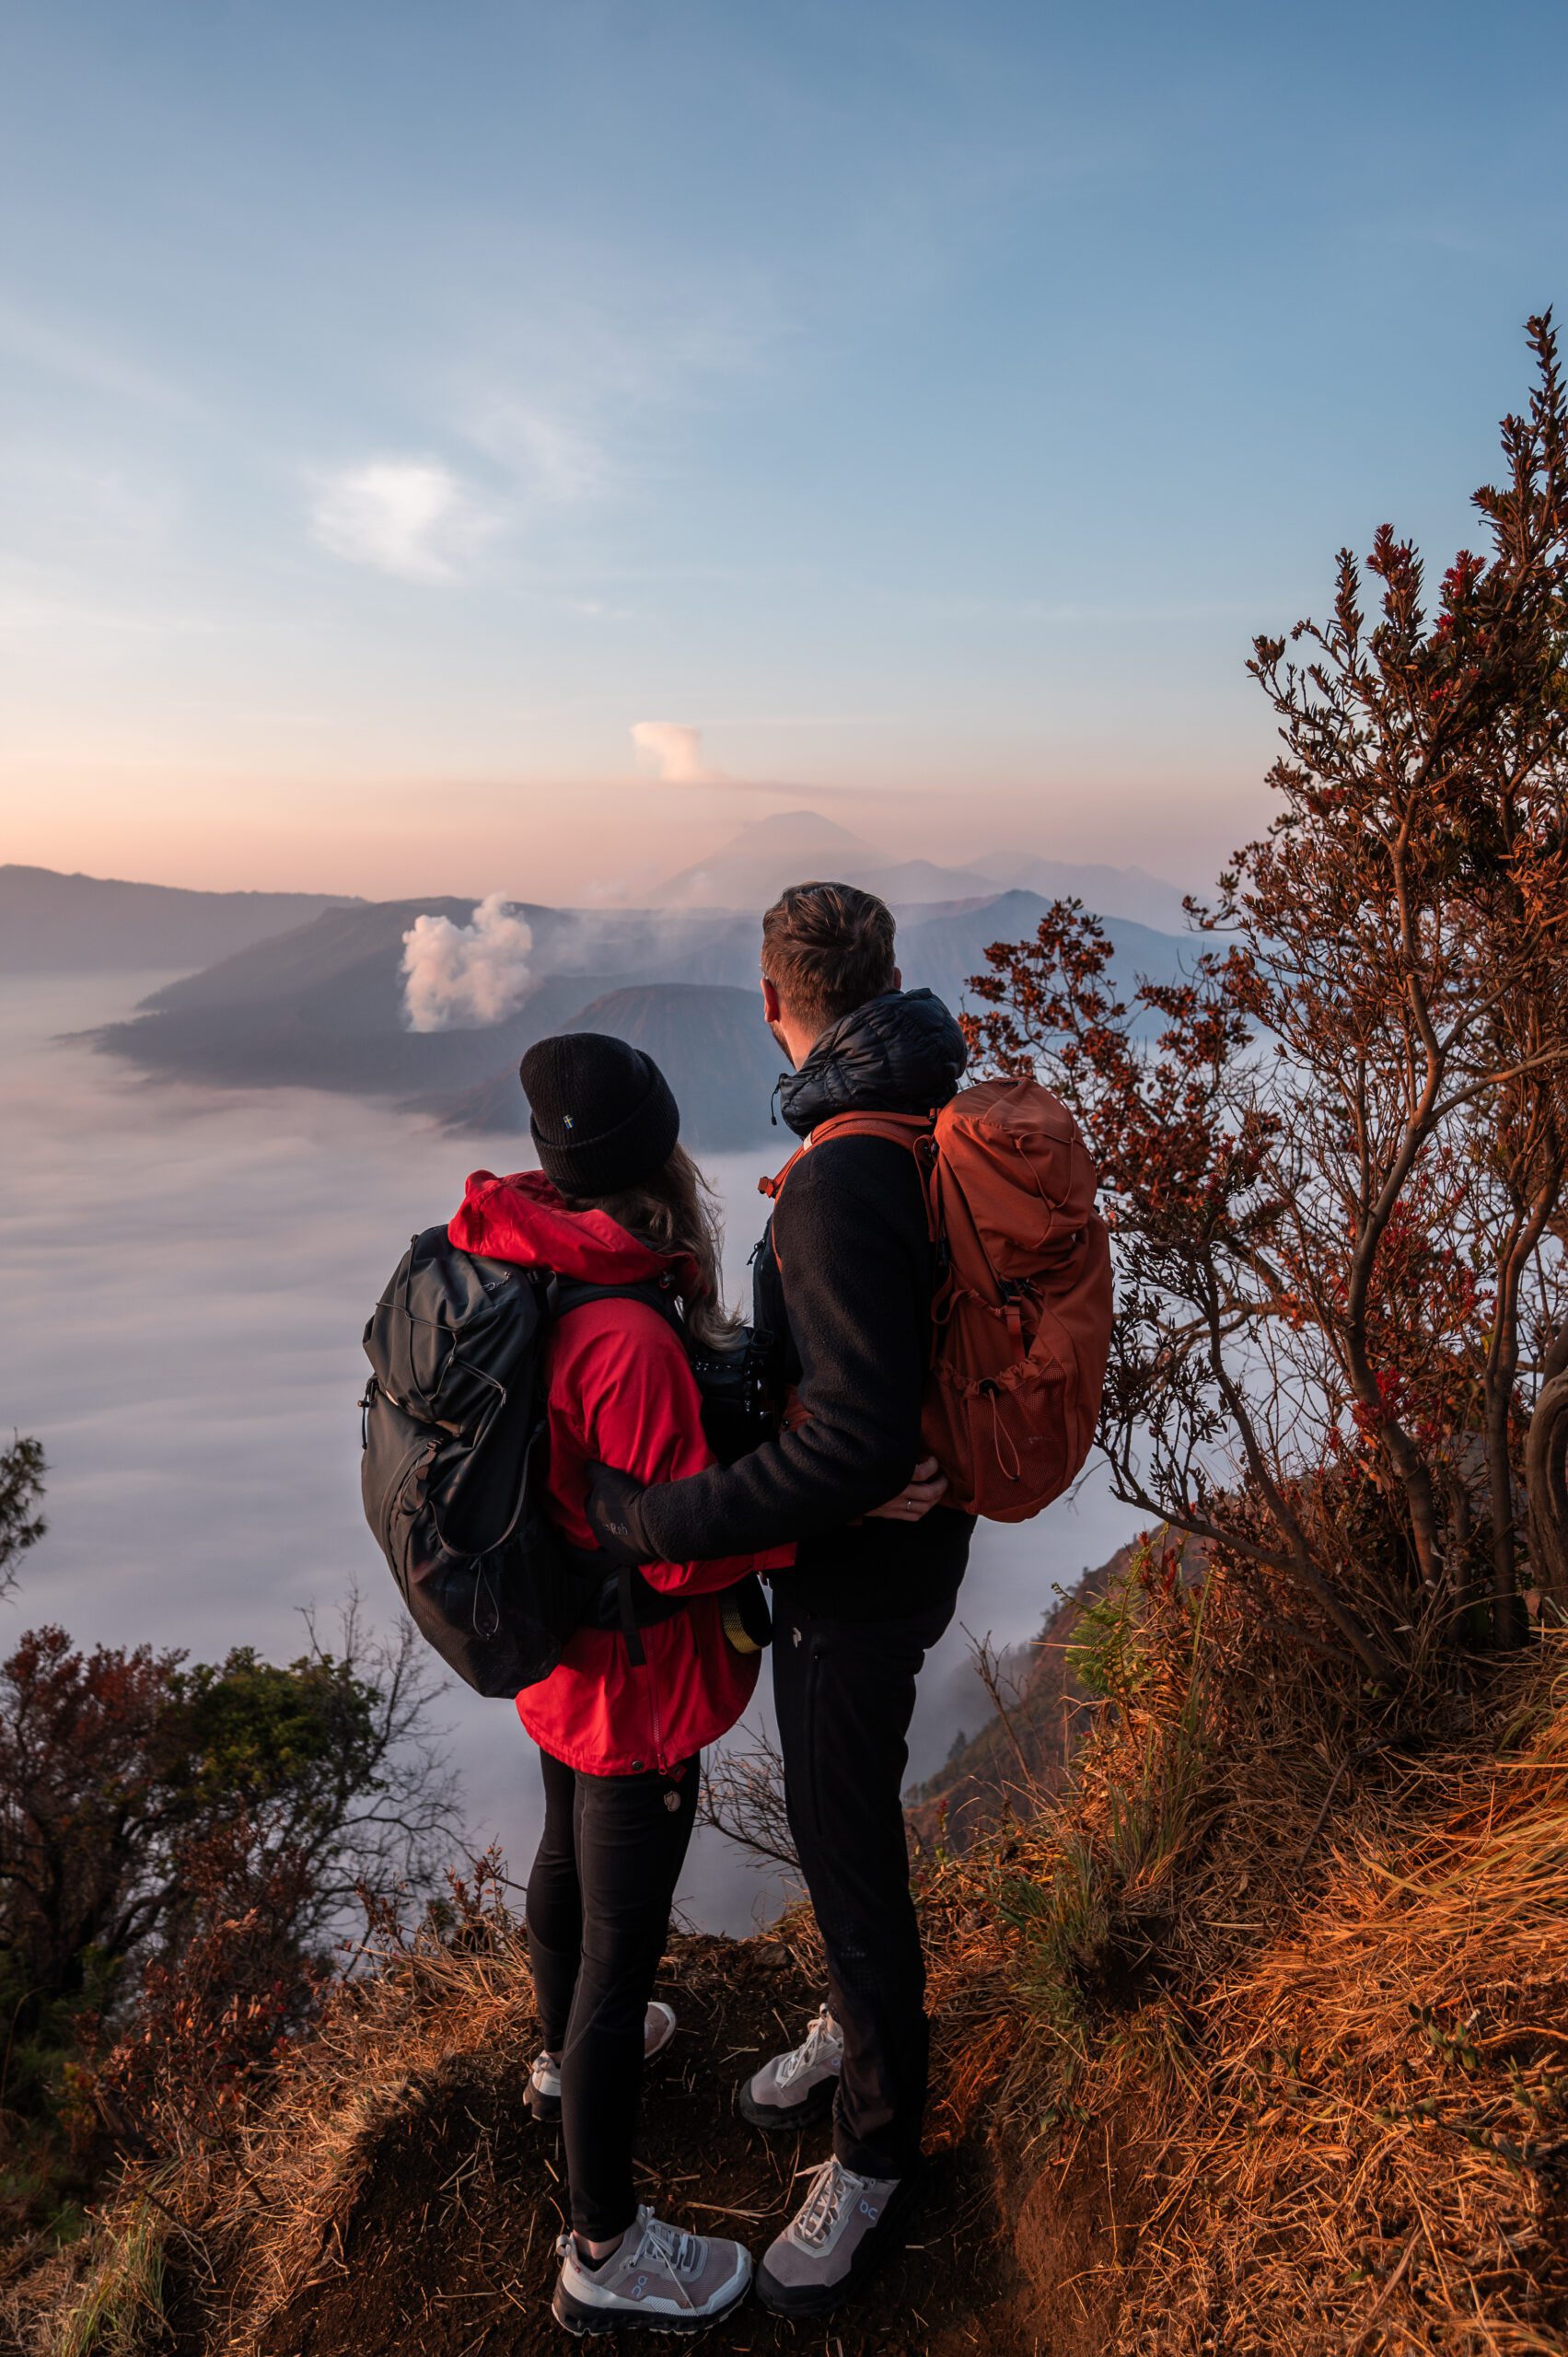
0;1600;458;2185
75;1819;331;2159
967;316;1568;1682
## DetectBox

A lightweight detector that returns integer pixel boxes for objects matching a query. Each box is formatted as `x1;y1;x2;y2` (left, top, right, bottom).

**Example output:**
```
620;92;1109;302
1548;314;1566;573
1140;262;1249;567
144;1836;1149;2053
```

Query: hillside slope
11;1573;1562;2357
907;1539;1210;1850
0;865;359;973
906;1555;1117;1849
432;982;784;1149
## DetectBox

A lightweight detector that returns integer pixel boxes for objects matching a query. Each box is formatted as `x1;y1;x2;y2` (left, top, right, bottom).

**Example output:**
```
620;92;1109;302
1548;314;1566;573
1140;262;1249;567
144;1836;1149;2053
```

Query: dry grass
5;1893;1013;2357
48;2196;170;2357
0;1860;542;2357
910;1565;1568;2355
6;1579;1564;2357
1113;1649;1568;2354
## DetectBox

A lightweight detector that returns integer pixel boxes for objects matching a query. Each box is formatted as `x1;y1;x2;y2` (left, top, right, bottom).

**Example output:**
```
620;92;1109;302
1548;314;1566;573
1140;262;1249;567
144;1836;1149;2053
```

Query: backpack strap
760;1111;941;1264
758;1144;808;1202
551;1275;685;1333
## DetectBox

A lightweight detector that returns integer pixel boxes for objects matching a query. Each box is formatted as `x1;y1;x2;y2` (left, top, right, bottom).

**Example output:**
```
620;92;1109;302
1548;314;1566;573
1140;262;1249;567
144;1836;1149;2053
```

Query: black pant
525;1748;699;2239
772;1586;959;2179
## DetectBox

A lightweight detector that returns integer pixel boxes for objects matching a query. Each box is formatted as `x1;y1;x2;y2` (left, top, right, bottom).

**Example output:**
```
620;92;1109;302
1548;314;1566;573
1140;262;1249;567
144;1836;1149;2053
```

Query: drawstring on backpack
984;1383;1022;1485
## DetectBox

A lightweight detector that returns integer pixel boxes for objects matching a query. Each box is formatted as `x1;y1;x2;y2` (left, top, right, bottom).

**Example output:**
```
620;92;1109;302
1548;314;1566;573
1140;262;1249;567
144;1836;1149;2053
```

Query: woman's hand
865;1455;948;1523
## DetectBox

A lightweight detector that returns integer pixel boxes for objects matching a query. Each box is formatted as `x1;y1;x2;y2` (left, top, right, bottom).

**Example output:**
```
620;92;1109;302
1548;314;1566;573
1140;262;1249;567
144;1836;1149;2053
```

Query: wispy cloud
565;596;633;621
0;296;195;414
431;258;785;545
631;721;726;785
296;247;788;598
463;401;610;506
308;401;609;586
309;459;497;584
0;447;179;560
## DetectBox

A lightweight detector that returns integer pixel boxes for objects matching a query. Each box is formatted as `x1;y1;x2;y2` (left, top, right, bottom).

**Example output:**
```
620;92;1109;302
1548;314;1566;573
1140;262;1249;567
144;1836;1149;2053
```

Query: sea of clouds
1;975;1137;1933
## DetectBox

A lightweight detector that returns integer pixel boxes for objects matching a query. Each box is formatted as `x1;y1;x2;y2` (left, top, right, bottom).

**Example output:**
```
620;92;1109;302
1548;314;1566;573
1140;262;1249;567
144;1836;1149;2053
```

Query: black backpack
361;1226;695;1698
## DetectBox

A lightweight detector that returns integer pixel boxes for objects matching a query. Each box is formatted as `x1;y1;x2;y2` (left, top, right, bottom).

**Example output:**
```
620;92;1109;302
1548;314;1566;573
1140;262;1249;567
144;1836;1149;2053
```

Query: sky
3;0;1567;902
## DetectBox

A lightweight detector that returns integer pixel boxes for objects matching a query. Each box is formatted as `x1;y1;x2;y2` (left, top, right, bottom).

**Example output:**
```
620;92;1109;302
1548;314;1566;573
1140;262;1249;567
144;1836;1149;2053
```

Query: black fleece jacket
634;989;976;1622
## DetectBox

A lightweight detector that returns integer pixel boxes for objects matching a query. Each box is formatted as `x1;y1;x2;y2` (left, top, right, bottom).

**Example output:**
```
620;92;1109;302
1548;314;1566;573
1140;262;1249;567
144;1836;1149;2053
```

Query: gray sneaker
738;2002;843;2131
552;2206;753;2335
529;2000;677;2123
755;2156;910;2317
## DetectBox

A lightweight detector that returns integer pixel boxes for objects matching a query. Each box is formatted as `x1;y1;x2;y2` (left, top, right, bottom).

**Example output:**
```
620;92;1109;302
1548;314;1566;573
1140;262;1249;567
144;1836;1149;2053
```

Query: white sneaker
755;2155;911;2317
738;2002;843;2131
552;2205;753;2335
529;1999;677;2123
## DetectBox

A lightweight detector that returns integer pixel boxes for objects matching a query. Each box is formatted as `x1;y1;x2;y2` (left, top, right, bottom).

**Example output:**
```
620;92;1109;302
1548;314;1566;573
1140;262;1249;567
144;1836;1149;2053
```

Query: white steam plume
631;720;725;784
401;895;533;1033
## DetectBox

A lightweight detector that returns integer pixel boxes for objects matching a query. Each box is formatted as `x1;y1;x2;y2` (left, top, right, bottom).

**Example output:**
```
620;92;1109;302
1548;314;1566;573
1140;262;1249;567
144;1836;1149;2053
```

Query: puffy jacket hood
448;1167;698;1295
777;987;969;1140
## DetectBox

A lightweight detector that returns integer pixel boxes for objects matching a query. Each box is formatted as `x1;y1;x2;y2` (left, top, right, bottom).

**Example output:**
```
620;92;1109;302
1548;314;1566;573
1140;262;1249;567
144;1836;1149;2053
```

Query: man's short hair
761;880;898;1035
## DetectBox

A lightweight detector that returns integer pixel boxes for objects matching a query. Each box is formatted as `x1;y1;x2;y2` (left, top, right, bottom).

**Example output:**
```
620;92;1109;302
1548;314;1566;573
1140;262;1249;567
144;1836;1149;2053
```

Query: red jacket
447;1169;792;1777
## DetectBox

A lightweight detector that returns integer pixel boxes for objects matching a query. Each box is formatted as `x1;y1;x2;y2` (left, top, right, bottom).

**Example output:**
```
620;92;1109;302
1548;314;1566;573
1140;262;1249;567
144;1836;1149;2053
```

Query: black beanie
518;1032;679;1197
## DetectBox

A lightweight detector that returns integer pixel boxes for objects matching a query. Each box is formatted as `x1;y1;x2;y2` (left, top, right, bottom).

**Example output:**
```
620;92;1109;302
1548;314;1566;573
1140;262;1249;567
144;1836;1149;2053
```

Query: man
587;879;973;2320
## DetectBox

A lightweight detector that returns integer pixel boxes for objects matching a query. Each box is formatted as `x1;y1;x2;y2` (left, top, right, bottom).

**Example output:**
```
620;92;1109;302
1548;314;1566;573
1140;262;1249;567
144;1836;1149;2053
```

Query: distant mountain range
648;810;1191;931
6;837;1193;1146
6;820;1189;976
84;883;1191;1147
0;865;361;972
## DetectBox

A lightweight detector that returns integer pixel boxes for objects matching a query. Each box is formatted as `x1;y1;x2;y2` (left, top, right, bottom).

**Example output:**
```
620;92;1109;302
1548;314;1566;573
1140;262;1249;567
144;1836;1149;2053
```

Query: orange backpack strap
759;1110;940;1271
759;1144;807;1202
808;1110;935;1152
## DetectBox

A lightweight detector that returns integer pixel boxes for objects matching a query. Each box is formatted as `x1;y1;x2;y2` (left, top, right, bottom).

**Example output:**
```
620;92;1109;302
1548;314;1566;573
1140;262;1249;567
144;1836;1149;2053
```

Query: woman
447;1031;789;2335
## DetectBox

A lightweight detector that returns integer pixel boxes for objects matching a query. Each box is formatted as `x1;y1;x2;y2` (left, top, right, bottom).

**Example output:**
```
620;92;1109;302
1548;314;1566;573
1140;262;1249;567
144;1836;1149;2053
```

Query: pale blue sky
2;0;1565;898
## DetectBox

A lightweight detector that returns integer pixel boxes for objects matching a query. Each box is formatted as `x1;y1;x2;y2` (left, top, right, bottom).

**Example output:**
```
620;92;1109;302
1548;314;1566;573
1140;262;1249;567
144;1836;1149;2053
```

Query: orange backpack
763;1077;1113;1523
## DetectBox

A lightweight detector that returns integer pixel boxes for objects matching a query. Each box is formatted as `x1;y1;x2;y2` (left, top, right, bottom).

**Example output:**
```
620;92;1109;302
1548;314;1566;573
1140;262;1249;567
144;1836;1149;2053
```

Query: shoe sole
753;2177;917;2318
737;2071;839;2134
552;2276;751;2336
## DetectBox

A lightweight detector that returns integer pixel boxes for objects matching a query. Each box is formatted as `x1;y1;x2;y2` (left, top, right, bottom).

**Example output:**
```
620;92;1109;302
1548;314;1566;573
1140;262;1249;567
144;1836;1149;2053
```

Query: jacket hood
777;987;969;1139
447;1168;698;1295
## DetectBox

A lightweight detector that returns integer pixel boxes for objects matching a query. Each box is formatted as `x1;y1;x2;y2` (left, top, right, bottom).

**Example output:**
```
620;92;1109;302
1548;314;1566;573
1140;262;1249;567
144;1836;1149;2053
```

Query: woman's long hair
565;1144;739;1352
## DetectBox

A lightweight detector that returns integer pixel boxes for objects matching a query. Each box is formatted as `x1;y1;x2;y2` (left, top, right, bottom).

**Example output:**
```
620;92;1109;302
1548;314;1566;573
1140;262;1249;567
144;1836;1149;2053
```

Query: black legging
526;1747;699;2239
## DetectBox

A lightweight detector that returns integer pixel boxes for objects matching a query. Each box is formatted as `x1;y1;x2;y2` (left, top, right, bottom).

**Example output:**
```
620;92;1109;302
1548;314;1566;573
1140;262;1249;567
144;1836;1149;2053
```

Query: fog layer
1;976;1137;1932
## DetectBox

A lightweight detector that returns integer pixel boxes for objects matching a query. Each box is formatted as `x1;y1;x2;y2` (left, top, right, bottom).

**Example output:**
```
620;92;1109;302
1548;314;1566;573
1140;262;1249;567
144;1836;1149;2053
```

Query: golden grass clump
0;1859;542;2357
1114;1644;1568;2355
910;1561;1568;2356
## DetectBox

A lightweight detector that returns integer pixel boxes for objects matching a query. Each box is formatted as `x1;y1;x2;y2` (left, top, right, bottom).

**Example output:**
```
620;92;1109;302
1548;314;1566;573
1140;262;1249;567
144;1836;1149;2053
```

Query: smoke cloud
401;894;533;1032
631;720;724;785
